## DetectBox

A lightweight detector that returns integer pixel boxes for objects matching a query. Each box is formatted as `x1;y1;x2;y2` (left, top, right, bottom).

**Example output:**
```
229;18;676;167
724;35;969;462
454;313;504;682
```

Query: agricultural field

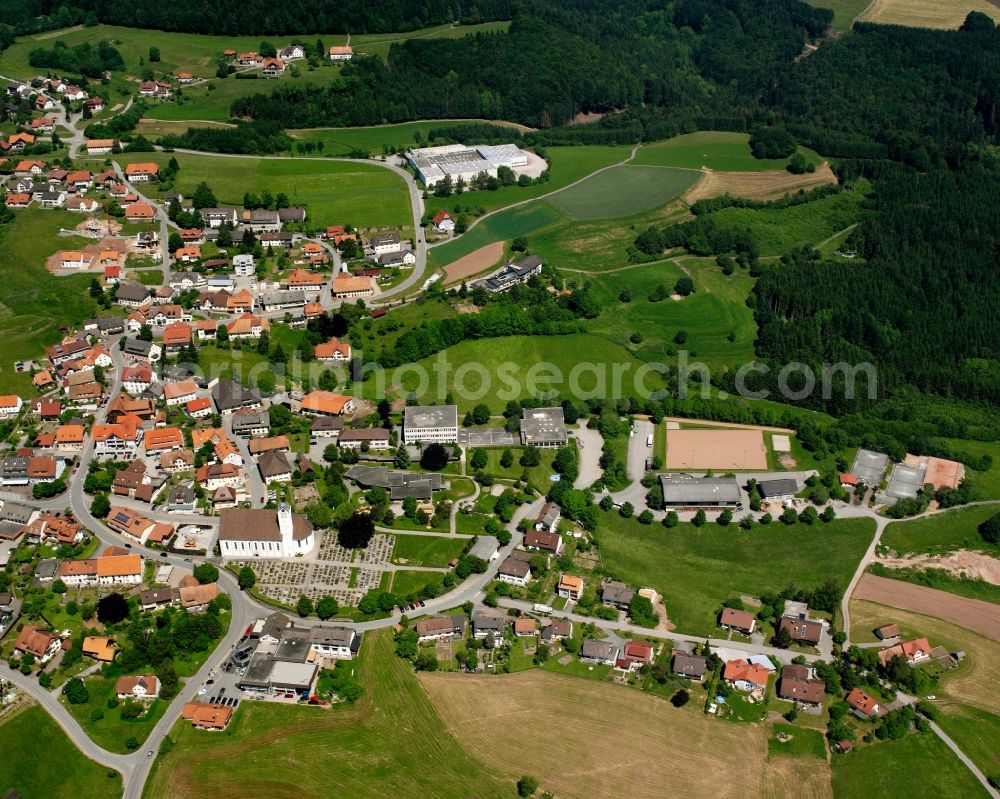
110;152;411;231
852;573;1000;642
380;333;667;413
831;731;989;799
592;510;875;635
0;703;122;799
418;668;776;799
848;599;1000;714
683;162;838;204
857;0;998;29
633;132;823;172
582;257;757;372
880;505;1000;556
389;534;467;567
441;242;505;285
0;208;98;393
934;703;1000;777
428;201;563;267
546;165;700;221
144;631;512;799
424;145;626;217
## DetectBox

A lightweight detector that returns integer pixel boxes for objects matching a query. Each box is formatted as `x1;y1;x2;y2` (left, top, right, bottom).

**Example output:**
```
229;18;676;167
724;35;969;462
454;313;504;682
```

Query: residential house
472;611;507;641
617;640;654;671
846;687;880;719
601;580;635;610
163;380;199;407
779;617;823;646
13;624;61;662
777;664;825;706
328;45;353;61
514;618;536;638
432;210;455;232
719;607;756;635
414;615;466;643
877;638;933;668
540;618;572;643
212;379;262;414
115;675;160;700
262;58;285;77
258;450;293;484
557;574;584;601
722;659;771;692
580;639;618;665
533;502;561;533
124;162;160;181
671;651;707;681
86;138;116;155
181;702;234;731
232;410;270;437
497;555;531;586
144;426;184;454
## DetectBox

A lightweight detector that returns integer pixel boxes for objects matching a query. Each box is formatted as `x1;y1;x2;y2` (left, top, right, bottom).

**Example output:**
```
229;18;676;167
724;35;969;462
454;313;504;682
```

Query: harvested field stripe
442;241;505;285
853;573;1000;641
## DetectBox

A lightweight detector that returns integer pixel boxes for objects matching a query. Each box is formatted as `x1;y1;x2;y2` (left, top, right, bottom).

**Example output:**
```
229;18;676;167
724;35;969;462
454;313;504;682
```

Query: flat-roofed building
520;406;567;448
403;404;458;444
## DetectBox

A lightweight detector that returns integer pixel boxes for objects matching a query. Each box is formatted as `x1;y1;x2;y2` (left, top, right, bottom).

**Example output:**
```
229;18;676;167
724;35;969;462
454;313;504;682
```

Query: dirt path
853;573;1000;641
661;416;795;434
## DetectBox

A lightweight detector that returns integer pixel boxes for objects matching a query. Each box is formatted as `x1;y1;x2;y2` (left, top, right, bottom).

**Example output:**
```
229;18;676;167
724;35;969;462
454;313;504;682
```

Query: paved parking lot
458;428;516;447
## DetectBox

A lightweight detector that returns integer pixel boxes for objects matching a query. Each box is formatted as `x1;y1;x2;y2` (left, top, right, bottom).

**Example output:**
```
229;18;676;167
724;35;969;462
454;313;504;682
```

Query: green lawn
481;447;559;492
634;132;824;172
708;188;866;257
424;145;626;217
934;703;1000;777
109;152;410;231
0;208;99;393
768;723;827;758
391;569;444;598
831;732;990;799
378;332;666;412
0;704;122;798
542;165;700;221
582;257;757;372
144;630;511;799
63;676;168;753
428;201;564;267
390;534;467;567
881;505;1000;556
592;511;875;636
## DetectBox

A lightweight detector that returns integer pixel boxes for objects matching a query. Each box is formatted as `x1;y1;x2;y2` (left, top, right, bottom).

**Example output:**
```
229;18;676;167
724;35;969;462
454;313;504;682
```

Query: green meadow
633;131;824;172
288;119;528;157
831;732;989;799
0;704;122;799
581;256;757;372
592;510;875;635
881;505;1000;556
380;332;666;413
110;151;411;230
0;208;98;393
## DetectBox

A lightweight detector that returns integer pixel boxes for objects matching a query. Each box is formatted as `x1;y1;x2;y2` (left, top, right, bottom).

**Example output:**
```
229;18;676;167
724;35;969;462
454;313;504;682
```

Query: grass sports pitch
546;165;700;220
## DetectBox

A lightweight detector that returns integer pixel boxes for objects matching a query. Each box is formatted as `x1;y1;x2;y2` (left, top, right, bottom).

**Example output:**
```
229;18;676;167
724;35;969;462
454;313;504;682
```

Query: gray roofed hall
659;474;742;505
757;478;799;498
520;406;567;446
404;404;458;431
